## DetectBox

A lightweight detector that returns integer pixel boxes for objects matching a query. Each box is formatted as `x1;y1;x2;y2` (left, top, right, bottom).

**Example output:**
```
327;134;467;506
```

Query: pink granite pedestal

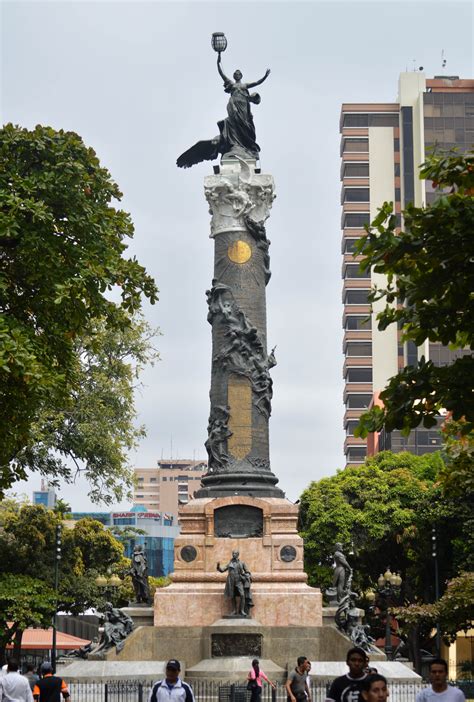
154;496;322;627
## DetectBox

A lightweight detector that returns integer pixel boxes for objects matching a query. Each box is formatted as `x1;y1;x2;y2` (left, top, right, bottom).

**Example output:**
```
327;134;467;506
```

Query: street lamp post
432;527;441;656
51;523;62;673
366;568;402;660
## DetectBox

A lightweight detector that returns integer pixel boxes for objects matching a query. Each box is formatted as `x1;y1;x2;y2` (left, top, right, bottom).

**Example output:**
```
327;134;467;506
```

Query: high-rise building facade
341;73;474;466
133;459;207;516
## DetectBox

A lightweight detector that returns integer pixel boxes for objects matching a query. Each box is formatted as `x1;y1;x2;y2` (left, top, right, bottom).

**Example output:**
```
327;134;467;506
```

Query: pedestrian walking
361;674;389;702
32;662;70;702
23;663;40;692
286;657;311;702
325;647;368;702
148;659;195;702
416;659;465;702
247;658;276;702
0;658;34;701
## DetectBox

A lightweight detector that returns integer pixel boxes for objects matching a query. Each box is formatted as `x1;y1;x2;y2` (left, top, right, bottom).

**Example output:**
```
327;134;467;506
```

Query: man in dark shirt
326;647;368;702
286;656;311;702
33;663;70;702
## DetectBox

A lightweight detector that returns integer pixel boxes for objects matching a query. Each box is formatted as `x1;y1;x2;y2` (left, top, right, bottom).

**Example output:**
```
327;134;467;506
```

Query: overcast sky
1;0;473;510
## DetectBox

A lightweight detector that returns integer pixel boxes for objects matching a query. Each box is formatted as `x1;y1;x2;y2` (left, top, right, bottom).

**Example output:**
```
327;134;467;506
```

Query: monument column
196;156;284;498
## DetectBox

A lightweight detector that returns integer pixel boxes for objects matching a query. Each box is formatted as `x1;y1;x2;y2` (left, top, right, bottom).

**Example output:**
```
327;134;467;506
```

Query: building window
346;394;372;409
137;477;144;482
343;188;370;203
344;289;370;305
429;343;472;368
346;367;373;383
136;494;144;499
343;163;369;178
343;114;369;127
343;113;398;128
345;420;360;436
150;477;157;483
346;342;372;357
343;213;370;228
344;264;370;279
368;113;399;127
345;316;371;330
342;138;369;153
343;239;359;253
346;446;367;462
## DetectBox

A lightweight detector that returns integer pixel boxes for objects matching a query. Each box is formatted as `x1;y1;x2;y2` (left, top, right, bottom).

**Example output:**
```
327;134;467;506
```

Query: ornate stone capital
204;160;275;238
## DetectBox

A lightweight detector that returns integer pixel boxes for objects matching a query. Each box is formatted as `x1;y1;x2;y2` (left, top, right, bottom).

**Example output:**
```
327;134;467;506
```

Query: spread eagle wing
176;138;221;169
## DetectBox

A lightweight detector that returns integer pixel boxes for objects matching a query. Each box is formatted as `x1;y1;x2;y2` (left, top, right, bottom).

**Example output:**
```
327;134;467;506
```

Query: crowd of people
0;649;465;702
0;659;70;701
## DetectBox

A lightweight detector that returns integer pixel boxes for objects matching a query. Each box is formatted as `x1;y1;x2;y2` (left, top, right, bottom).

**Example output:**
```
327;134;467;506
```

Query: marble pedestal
154;496;322;628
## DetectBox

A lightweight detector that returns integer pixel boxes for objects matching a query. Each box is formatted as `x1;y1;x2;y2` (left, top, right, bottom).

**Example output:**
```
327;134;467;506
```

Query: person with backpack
149;660;195;702
247;658;276;702
32;662;70;702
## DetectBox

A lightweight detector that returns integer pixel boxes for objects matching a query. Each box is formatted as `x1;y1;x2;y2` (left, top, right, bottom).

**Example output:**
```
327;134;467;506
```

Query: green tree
395;572;474;644
0;504;127;614
10;313;159;504
354;151;474;439
299;451;446;592
299;451;473;669
0;124;158;491
0;574;56;666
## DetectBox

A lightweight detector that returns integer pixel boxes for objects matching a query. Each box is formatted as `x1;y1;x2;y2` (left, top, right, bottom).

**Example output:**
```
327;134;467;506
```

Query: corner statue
217;550;253;617
129;544;151;604
177;33;270;168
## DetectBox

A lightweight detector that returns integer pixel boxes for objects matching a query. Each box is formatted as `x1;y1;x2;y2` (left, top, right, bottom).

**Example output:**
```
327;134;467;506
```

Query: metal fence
63;679;439;702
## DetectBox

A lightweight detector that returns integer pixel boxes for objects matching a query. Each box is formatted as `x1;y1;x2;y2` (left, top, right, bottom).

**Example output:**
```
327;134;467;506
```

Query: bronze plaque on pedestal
211;633;262;657
214;504;263;538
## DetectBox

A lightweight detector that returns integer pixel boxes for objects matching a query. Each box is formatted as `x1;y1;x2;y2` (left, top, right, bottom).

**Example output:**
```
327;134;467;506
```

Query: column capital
204;160;275;238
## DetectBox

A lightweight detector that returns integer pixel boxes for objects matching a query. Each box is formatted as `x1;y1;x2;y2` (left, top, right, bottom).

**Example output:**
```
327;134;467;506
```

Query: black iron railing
63;679;472;702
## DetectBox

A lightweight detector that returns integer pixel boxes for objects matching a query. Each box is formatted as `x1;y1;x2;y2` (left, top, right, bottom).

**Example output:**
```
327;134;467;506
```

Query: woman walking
248;659;276;702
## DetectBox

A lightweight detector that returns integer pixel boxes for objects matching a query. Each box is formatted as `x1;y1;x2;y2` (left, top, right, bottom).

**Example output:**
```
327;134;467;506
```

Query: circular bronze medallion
227;240;252;264
280;545;297;562
180;545;197;562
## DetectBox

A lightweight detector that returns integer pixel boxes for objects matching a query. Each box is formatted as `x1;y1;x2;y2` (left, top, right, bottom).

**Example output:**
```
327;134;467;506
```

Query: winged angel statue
177;54;270;168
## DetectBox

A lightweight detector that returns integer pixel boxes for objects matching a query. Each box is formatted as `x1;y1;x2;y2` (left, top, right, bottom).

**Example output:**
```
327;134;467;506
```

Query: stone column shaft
196;157;283;498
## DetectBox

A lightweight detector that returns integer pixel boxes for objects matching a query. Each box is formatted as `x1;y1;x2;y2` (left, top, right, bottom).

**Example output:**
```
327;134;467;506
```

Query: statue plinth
197;158;283;498
154;496;322;628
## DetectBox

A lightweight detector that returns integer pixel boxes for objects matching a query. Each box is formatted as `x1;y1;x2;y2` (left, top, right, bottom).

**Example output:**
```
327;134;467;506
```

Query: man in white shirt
416;659;465;702
0;658;34;702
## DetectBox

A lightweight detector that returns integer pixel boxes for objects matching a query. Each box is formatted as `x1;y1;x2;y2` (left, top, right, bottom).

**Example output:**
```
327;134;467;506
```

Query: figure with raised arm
177;40;270;168
216;54;270;160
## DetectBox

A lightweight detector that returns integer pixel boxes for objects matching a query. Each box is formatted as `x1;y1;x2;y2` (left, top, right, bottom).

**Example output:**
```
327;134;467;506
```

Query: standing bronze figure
332;543;353;603
177;34;270;168
129;544;151;604
217;550;253;616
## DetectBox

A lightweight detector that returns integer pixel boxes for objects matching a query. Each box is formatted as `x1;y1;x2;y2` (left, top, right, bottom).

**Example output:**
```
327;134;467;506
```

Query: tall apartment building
341;73;474;466
133;459;207;516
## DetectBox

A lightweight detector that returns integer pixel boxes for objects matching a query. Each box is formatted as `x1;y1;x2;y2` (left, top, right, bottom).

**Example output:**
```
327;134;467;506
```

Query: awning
7;628;91;650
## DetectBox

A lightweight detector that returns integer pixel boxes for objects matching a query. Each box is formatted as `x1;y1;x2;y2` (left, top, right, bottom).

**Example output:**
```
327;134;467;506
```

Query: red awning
7;628;91;650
